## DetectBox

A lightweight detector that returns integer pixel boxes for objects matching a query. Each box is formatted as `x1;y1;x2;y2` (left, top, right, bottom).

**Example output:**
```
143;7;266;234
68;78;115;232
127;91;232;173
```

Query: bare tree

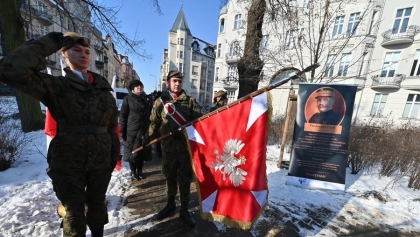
0;0;161;132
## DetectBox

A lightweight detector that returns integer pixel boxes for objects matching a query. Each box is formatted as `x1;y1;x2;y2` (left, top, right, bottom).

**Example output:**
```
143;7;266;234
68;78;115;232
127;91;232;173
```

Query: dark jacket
148;90;202;152
0;35;120;173
308;109;342;125
119;92;151;162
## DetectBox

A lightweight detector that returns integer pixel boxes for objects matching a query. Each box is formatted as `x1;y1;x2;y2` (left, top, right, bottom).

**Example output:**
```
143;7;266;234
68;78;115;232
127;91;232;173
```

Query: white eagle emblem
212;139;247;187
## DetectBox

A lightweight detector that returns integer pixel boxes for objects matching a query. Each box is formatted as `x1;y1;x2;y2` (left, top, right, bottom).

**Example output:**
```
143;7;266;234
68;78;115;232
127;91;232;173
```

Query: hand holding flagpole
132;64;319;154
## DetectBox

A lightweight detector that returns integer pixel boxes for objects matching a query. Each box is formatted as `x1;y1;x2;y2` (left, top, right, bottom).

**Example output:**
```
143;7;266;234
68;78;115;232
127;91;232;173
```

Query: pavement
121;146;420;237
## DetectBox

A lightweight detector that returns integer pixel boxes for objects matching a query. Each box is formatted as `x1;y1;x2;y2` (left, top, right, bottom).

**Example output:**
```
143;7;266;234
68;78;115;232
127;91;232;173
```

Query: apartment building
0;0;135;87
214;0;419;124
161;7;216;110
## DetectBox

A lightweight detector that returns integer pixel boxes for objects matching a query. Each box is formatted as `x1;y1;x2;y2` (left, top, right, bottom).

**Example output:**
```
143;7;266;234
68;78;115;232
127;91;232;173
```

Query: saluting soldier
0;32;120;237
143;70;202;227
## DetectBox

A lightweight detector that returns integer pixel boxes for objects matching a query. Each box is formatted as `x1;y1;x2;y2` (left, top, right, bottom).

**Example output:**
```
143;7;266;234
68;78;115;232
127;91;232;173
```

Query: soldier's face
61;44;91;73
316;96;334;112
166;77;183;93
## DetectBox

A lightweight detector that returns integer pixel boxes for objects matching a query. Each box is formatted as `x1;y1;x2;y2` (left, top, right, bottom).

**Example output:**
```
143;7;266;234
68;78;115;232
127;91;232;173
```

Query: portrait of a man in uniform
308;87;343;125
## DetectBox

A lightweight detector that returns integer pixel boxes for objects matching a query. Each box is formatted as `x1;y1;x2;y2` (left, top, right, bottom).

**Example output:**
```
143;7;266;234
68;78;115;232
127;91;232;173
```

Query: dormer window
192;41;200;51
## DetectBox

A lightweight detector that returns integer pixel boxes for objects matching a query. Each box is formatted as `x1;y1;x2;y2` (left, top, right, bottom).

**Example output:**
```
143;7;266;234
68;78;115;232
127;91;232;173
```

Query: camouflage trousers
47;167;111;237
161;150;193;202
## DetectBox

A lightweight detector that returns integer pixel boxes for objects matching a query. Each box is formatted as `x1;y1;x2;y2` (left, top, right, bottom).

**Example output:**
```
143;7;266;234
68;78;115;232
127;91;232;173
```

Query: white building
161;7;216;110
215;0;420;123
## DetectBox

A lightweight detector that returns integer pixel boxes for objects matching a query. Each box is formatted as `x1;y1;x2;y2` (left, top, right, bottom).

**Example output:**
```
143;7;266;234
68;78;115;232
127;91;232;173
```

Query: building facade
216;0;420;124
161;8;216;110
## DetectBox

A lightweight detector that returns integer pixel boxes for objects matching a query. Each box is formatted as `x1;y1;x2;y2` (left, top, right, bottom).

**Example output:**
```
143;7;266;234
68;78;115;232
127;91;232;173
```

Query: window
216;67;219;81
285;29;304;49
234;14;242;30
40;25;49;35
380;52;400;77
370;93;388;116
192;66;198;75
325;54;336;77
191;79;198;89
36;1;47;15
193;55;197;61
178;38;184;45
177;51;183;59
227;91;235;103
332;16;345;38
410;49;420;76
217;44;221;57
346;12;360;37
288;0;296;13
229;41;241;56
178;63;183;73
338;53;352;76
219;18;225;33
302;0;310;13
260;35;269;51
392;8;412;34
403;94;420;118
227;66;238;81
208;70;212;80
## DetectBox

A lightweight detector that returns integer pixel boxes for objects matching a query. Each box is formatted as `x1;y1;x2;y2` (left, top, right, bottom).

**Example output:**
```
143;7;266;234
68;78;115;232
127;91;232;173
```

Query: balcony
381;25;420;46
95;60;104;69
104;56;108;64
225;53;240;64
371;74;405;89
222;78;239;89
20;4;53;25
93;44;103;53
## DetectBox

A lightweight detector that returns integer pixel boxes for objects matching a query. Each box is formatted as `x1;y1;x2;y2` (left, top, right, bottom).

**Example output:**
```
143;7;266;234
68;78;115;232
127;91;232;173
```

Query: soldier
0;32;120;237
210;90;228;112
143;70;202;227
308;87;343;125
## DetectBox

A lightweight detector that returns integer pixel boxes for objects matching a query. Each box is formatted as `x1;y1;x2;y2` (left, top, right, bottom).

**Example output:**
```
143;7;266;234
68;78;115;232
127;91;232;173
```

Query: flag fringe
186;91;273;230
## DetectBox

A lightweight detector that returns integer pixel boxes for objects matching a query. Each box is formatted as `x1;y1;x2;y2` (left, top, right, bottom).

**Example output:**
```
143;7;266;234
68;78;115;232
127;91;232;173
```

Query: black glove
122;133;127;141
171;127;183;139
46;32;72;49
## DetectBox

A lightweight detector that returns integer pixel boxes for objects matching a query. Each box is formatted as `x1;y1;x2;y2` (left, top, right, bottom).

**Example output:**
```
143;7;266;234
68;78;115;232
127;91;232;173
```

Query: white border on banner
286;176;345;193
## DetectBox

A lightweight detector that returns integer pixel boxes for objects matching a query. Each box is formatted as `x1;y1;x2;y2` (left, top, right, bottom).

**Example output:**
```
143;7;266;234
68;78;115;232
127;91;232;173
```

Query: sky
1;95;420;236
101;0;223;94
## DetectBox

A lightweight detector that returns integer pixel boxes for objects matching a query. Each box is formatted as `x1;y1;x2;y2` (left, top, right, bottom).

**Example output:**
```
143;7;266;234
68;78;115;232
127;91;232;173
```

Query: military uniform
309;109;342;125
147;89;202;220
0;35;119;236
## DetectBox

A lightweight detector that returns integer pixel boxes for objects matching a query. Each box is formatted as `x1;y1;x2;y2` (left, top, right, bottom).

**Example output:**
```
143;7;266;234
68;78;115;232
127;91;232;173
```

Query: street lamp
149;74;157;91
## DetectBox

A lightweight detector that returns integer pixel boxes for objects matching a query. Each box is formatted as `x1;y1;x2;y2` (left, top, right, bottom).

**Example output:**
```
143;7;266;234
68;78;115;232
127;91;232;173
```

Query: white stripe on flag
246;92;268;132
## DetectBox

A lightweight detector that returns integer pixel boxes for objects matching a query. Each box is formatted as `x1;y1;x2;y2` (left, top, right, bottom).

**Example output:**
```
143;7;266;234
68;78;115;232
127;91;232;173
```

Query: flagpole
132;64;319;154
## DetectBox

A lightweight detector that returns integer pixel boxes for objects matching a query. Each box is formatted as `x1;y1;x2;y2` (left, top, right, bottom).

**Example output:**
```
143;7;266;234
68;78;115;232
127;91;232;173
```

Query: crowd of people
0;31;230;236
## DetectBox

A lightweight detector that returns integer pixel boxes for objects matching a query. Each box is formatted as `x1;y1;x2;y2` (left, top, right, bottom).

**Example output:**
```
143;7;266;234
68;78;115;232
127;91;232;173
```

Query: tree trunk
237;0;266;99
0;0;44;132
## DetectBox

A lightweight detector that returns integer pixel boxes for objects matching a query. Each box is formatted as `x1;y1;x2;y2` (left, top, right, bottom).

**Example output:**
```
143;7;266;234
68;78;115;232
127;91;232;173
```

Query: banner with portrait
286;83;357;192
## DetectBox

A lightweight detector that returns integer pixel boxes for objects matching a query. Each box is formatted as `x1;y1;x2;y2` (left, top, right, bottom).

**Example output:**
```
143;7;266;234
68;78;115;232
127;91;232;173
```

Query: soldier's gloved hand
171;127;183;139
46;32;72;49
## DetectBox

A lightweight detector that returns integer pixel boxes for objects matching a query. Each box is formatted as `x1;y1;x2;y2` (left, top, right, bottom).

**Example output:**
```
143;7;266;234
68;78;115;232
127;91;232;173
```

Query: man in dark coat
0;32;120;237
210;90;228;112
119;80;151;180
309;87;342;125
143;70;202;227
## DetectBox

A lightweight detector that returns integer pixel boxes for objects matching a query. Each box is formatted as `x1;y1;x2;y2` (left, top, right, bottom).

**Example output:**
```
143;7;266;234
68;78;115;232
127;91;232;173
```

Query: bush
0;98;29;171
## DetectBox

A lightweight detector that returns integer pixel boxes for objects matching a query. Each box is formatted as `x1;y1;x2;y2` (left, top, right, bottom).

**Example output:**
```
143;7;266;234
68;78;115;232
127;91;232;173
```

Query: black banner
287;84;357;192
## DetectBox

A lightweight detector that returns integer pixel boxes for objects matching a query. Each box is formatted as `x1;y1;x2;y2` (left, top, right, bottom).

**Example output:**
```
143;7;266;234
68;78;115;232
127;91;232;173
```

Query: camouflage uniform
147;89;202;203
0;35;119;236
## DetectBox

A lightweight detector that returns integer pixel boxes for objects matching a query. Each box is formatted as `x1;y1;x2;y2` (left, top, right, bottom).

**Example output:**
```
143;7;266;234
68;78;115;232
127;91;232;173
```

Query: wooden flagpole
132;64;319;154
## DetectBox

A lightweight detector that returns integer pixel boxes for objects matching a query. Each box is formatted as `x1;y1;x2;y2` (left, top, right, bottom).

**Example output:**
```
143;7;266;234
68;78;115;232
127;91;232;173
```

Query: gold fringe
186;92;272;230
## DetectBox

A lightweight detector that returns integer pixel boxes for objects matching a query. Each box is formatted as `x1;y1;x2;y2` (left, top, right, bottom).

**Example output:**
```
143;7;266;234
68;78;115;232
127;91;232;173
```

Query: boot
157;197;176;220
90;225;104;237
137;161;145;179
180;201;195;227
131;171;141;181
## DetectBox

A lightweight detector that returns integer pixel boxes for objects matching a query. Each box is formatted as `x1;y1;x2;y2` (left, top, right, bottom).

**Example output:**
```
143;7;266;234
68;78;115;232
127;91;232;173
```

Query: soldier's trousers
47;168;111;237
161;150;193;202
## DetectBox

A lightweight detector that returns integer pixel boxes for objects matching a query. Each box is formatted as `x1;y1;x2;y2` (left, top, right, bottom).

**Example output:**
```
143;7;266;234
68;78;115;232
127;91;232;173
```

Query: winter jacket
147;90;202;152
119;92;151;162
0;35;120;173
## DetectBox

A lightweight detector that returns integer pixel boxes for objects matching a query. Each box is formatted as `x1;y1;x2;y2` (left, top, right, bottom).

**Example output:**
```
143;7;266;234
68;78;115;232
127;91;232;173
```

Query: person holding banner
119;79;151;181
143;70;202;227
308;87;342;125
0;32;120;237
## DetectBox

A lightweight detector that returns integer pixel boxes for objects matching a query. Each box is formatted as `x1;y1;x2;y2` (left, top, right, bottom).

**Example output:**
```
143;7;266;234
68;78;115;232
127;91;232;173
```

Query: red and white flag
185;92;270;230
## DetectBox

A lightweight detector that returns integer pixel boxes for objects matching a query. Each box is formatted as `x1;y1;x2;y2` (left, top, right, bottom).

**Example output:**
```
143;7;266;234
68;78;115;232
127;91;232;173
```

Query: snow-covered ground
1;96;419;236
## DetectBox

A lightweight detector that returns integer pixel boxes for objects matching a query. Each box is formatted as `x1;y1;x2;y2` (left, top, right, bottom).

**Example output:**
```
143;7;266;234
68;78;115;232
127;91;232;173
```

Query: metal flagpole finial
269;64;320;89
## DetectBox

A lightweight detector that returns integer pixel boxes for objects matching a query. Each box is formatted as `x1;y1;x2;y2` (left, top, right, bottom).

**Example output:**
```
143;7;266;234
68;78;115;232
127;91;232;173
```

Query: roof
170;7;192;36
191;37;216;58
